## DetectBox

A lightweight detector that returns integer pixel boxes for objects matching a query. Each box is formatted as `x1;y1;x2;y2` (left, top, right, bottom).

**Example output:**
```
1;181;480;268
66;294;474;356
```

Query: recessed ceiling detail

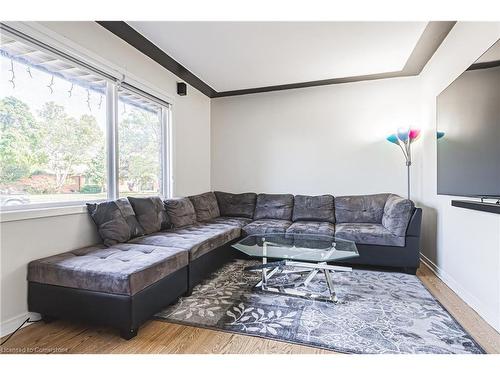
97;21;456;98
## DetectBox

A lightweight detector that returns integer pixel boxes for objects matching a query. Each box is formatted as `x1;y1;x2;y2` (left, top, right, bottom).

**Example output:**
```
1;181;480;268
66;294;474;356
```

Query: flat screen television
437;39;500;198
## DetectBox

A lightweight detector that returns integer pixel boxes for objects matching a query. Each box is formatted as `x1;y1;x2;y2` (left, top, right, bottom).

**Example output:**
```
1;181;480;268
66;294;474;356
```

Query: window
0;26;171;210
118;89;163;198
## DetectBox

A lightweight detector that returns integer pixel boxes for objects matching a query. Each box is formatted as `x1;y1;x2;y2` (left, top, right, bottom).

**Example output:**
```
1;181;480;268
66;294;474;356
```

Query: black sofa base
335;238;421;275
187;241;239;293
28;266;188;340
334;261;418;275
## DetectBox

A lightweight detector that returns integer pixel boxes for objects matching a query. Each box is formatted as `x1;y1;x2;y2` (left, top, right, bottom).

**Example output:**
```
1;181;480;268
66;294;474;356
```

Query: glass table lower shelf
232;233;359;303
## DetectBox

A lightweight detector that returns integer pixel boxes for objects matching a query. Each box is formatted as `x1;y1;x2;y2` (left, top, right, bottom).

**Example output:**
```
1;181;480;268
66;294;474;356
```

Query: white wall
211;77;421;196
1;211;101;334
0;21;211;335
417;22;500;332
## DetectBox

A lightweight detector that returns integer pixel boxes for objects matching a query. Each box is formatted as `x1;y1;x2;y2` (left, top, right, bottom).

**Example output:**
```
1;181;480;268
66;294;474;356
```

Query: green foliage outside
80;184;103;194
118;107;161;192
0;96;44;184
0;95;160;195
0;96;103;194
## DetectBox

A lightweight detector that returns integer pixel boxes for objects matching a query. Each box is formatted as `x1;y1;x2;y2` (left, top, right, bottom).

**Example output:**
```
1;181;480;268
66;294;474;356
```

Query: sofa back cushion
164;198;197;228
254;193;294;220
189;192;220;221
382;194;415;236
128;196;171;234
214;191;257;218
87;199;144;247
292;194;335;223
335;193;390;223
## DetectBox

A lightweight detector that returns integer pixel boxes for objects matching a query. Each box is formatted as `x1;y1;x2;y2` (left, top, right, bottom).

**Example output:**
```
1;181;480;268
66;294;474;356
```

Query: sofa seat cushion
207;216;253;228
27;243;188;296
129;223;241;261
292;195;335;223
286;221;335;237
254;193;294;220
128;196;171;234
87;199;145;247
335;223;404;247
214;191;257;218
335;194;390;224
189;192;220;222
242;219;292;236
164;197;197;228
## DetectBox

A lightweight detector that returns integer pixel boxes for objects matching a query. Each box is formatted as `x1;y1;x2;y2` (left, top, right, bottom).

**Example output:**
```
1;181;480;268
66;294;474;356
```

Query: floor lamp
386;128;420;199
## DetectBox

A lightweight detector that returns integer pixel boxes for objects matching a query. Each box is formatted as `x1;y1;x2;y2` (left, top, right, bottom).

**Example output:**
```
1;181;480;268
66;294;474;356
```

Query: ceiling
128;22;428;92
475;39;500;64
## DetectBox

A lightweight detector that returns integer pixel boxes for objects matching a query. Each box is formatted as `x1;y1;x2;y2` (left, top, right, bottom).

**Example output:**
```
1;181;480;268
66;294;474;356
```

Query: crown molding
97;21;217;97
97;21;456;98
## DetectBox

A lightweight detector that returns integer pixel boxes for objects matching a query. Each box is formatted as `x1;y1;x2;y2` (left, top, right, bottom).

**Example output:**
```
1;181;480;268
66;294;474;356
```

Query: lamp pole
386;128;419;200
396;139;411;199
406;139;411;199
406;160;411;200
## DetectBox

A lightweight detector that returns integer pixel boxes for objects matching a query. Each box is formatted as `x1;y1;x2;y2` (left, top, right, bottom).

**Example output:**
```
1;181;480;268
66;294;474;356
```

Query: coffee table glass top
232;233;358;263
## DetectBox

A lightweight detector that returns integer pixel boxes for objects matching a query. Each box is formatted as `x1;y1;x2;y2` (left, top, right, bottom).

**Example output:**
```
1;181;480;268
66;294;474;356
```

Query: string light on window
86;89;92;112
98;94;103;109
47;75;55;94
8;59;15;89
26;66;33;78
68;83;74;98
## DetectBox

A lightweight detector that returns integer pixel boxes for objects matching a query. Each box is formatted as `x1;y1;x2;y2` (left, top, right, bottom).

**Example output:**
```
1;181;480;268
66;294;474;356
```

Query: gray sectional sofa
27;191;421;339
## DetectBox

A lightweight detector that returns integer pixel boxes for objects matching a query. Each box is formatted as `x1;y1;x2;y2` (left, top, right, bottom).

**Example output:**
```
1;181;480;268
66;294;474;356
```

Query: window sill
0;204;89;223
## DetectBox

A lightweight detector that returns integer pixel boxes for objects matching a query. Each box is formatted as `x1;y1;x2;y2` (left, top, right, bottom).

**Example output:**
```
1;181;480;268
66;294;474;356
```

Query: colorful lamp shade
386;127;420;199
397;128;409;142
387;128;421;146
386;134;399;144
409;129;421;141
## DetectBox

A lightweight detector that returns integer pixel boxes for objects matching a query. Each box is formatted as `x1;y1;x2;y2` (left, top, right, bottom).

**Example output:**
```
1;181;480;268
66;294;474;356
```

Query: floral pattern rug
154;259;484;354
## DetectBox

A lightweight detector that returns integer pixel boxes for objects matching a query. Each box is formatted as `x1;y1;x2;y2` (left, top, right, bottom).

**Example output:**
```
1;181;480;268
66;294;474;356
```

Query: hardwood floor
417;264;500;354
1;263;499;354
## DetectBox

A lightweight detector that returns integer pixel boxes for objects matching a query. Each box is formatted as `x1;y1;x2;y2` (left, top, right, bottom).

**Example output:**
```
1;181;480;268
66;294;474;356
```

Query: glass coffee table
232;233;359;303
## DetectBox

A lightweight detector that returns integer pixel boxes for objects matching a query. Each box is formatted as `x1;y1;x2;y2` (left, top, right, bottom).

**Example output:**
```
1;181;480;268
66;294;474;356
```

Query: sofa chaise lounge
27;192;421;339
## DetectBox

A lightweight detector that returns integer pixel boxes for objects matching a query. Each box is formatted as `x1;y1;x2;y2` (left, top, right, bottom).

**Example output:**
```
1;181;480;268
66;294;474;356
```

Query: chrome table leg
303;269;318;286
261;257;268;289
261;240;268;289
245;240;350;303
255;265;281;288
323;268;338;303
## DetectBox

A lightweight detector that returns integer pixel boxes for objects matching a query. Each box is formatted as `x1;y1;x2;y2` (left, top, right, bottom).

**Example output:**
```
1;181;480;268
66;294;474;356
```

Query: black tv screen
437;39;500;197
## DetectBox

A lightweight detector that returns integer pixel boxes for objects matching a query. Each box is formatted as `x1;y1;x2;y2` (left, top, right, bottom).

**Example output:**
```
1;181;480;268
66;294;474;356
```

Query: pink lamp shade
409;128;421;142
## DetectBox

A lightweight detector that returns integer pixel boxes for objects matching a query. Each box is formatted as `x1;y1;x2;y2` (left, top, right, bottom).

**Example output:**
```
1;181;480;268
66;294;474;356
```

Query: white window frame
0;22;173;220
114;85;171;200
160;106;172;199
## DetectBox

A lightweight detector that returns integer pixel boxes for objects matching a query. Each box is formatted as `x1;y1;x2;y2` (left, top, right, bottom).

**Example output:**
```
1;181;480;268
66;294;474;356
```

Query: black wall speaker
177;82;187;96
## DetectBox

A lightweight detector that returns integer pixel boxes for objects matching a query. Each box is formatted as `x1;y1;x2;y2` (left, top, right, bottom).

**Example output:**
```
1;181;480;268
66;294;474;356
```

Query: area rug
154;259;484;354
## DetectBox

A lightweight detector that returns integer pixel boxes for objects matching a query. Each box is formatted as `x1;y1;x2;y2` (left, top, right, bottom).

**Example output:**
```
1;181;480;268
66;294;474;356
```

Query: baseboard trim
0;311;40;338
420;253;500;332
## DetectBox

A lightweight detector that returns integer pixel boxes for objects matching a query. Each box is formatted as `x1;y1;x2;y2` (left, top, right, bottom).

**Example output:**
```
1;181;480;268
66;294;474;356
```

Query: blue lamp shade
437;131;445;139
397;128;409;142
386;134;399;144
